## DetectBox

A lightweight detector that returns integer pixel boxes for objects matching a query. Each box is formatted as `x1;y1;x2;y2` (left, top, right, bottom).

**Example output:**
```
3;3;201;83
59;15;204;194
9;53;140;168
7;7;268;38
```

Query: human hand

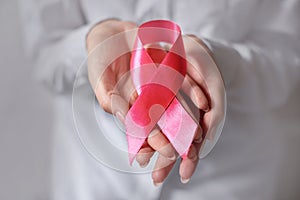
87;20;223;186
135;38;211;185
137;34;225;185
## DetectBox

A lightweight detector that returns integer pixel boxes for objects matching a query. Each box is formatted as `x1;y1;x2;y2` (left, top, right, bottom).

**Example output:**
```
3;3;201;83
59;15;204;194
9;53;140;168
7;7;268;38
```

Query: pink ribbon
125;20;198;164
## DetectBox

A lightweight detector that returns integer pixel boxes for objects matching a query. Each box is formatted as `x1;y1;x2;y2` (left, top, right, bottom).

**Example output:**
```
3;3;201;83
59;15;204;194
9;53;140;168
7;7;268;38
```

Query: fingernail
160;145;177;161
191;155;198;162
167;154;177;161
180;177;190;184
204;106;210;112
129;91;138;104
188;148;198;162
192;97;201;109
139;161;149;168
153;182;163;187
194;137;203;144
133;91;138;100
148;128;160;138
116;111;125;123
188;153;198;162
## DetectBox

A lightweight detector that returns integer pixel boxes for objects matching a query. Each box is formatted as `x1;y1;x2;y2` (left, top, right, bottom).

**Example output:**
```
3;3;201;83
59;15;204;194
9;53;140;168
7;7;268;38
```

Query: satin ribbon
125;20;199;164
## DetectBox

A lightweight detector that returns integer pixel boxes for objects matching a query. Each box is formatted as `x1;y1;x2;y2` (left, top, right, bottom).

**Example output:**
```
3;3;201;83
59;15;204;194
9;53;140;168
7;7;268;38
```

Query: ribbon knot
125;20;198;164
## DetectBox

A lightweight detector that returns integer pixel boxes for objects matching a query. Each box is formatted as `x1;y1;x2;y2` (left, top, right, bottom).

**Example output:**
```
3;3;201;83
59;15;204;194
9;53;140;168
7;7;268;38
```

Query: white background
0;0;52;199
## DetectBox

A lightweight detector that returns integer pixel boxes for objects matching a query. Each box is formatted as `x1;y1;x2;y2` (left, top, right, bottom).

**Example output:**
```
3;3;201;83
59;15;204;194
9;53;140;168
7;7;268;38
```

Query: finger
201;111;210;134
136;142;155;168
115;66;138;106
193;125;204;144
202;111;216;140
152;154;176;186
147;128;177;161
185;56;211;102
95;66;117;113
179;125;203;184
110;93;131;124
179;144;199;184
96;68;131;123
181;75;209;112
108;52;138;105
95;53;136;119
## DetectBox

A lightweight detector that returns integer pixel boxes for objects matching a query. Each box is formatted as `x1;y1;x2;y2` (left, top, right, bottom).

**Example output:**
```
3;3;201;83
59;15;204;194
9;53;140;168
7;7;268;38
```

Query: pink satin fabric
125;20;198;164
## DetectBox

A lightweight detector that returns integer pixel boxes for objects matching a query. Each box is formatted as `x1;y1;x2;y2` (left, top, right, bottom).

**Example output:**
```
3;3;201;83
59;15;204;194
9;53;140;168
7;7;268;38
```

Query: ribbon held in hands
125;20;199;164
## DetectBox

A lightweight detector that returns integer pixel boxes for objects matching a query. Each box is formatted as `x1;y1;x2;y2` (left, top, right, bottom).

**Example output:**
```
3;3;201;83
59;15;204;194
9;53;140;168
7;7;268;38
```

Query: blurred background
0;0;52;199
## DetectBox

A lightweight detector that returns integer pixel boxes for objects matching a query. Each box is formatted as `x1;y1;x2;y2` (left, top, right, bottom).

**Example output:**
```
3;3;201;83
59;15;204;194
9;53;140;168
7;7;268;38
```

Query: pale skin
86;19;213;185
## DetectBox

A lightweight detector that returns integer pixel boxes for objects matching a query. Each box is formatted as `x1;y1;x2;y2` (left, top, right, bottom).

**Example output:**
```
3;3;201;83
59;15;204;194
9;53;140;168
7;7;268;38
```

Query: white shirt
20;0;300;199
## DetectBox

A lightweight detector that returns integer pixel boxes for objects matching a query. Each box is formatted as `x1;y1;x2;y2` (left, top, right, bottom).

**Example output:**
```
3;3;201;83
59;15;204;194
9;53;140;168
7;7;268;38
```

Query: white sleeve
204;0;300;113
19;0;94;93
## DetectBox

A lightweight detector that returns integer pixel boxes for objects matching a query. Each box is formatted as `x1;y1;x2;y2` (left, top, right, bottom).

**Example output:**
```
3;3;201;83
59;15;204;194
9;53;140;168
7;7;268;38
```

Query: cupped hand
145;35;225;185
134;44;210;185
87;20;220;186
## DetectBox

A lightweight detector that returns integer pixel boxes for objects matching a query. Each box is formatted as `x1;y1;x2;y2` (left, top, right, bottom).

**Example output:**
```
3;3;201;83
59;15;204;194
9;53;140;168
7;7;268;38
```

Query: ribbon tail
126;133;146;165
158;98;198;158
125;84;175;165
125;112;148;165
